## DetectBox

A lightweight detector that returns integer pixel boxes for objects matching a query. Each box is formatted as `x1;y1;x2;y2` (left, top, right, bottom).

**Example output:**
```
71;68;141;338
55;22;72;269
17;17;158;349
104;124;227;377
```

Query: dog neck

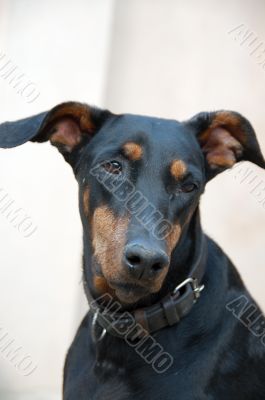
87;210;214;380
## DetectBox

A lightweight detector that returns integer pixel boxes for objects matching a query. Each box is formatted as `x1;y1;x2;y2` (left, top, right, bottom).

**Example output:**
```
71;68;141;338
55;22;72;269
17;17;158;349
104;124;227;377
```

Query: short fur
1;103;265;399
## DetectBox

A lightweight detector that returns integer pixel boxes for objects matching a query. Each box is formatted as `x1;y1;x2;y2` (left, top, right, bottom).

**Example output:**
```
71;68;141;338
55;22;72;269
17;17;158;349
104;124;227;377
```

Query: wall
0;0;264;398
105;0;265;311
0;0;114;398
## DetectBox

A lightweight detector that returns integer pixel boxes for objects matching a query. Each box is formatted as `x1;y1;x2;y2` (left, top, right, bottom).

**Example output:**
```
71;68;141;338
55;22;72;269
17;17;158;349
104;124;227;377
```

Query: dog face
78;114;206;304
1;103;264;305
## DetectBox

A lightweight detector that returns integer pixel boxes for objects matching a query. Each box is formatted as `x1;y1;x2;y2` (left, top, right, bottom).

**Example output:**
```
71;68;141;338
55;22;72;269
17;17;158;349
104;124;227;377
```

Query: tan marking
46;103;95;152
208;111;246;143
83;187;90;217
200;127;243;169
123;142;143;161
166;223;182;253
151;266;170;293
50;118;82;151
92;206;129;283
184;207;198;228
198;111;247;169
49;103;94;132
170;160;187;180
93;275;115;296
91;206;172;303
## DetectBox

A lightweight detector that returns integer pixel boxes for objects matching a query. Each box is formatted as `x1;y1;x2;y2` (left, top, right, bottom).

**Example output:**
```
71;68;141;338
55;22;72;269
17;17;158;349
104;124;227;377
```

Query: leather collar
86;219;208;341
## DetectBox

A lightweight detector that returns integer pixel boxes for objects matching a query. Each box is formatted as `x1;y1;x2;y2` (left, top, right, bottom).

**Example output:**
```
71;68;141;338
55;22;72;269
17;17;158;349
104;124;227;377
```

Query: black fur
1;103;265;399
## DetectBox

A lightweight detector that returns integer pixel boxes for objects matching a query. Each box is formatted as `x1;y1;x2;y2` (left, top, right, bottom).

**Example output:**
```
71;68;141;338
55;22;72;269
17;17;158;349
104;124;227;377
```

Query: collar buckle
173;277;205;302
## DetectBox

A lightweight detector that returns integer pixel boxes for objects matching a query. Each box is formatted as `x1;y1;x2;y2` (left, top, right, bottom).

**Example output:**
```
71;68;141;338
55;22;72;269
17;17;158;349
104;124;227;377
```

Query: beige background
0;0;264;398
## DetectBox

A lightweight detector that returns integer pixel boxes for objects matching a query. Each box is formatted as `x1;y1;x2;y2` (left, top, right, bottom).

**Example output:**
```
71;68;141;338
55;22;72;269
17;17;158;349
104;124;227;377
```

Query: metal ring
173;277;194;295
173;277;205;301
91;309;107;342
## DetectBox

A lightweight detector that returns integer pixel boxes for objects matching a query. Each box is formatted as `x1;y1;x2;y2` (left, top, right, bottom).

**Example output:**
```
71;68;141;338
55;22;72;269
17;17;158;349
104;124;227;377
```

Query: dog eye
102;160;122;174
181;183;198;193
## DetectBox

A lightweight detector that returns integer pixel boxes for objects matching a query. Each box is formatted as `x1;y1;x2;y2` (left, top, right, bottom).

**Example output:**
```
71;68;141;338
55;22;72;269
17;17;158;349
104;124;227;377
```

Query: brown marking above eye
83;187;90;216
170;160;187;180
122;142;143;161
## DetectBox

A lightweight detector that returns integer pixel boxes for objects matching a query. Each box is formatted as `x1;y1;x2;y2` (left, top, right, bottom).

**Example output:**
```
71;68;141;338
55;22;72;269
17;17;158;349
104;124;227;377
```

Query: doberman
1;103;265;399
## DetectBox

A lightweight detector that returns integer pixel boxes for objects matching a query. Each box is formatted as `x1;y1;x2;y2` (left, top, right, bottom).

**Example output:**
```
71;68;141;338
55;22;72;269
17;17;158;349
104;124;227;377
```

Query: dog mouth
108;281;150;304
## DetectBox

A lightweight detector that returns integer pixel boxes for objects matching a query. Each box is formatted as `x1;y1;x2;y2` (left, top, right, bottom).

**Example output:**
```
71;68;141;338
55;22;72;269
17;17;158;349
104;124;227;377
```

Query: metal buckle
173;277;205;302
91;309;107;343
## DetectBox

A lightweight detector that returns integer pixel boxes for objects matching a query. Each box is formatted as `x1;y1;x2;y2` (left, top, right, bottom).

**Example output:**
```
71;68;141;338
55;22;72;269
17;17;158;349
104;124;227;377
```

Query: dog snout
124;243;169;280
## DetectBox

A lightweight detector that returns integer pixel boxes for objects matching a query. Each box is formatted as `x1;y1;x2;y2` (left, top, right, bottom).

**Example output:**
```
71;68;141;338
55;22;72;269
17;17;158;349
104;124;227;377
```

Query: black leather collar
86;220;208;342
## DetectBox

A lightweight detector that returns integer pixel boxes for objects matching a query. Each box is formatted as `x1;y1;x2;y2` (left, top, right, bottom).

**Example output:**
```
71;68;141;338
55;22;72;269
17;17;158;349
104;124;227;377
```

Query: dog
1;103;265;399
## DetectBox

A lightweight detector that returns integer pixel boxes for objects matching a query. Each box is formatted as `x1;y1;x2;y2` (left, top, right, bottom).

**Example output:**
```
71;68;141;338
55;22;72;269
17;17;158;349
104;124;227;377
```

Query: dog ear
0;102;111;166
186;110;265;180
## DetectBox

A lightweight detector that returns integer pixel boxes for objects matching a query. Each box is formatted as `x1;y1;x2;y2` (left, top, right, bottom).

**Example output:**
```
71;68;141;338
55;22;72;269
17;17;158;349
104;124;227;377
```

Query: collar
87;222;208;342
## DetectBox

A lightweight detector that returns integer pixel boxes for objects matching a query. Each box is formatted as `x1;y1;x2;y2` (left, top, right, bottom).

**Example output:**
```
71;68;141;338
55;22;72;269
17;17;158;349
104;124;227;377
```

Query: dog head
1;103;264;305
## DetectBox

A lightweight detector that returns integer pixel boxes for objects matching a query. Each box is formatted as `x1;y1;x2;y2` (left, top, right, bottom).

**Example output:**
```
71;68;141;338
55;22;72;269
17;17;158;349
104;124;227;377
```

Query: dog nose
124;244;169;280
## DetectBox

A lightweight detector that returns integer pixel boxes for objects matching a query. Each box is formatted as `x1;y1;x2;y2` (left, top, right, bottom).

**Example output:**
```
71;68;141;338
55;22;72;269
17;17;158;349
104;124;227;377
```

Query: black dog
1;103;265;399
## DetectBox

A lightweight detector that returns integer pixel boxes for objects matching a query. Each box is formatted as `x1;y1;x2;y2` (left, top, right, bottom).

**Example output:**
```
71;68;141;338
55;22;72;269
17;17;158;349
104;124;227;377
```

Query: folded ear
0;101;111;166
186;110;265;180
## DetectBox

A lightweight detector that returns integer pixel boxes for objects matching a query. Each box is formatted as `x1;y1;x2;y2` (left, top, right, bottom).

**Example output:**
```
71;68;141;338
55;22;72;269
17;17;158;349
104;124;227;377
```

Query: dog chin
114;288;146;304
109;282;150;304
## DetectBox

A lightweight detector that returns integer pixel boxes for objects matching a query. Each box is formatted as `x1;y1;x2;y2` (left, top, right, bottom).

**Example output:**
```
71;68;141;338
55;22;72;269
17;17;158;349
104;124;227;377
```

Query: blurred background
0;0;264;398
